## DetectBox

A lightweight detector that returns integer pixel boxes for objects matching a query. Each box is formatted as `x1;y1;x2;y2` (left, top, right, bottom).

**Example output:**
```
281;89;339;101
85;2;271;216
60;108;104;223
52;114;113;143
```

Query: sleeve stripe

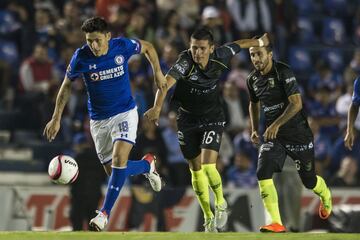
210;59;229;69
224;45;236;55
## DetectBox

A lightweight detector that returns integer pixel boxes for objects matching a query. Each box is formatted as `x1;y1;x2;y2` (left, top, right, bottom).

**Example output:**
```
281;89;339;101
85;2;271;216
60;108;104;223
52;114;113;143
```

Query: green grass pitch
0;232;358;240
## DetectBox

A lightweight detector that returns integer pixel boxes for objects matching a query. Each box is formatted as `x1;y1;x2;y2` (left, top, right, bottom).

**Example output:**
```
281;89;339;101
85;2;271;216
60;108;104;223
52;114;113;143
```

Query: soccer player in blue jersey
43;17;166;231
345;76;360;150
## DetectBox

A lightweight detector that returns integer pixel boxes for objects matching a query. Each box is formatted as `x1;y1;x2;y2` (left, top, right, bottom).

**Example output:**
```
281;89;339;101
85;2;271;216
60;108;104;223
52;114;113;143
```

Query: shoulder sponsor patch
285;77;296;84
174;60;189;75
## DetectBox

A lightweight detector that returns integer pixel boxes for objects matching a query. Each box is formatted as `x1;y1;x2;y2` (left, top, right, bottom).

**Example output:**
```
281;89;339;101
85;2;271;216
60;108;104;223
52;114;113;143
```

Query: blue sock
100;167;127;216
127;160;150;176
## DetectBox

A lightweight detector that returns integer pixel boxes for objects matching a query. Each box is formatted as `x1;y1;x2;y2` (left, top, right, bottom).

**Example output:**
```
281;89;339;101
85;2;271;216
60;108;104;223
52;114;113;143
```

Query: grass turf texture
0;232;358;240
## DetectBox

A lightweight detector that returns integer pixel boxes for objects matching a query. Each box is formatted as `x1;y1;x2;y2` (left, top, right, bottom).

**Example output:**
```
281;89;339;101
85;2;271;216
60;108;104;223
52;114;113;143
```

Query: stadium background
0;0;359;233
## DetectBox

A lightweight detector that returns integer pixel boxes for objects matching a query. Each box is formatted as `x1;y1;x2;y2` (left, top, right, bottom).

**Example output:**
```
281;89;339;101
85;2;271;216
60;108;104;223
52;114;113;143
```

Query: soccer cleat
143;153;162;192
204;217;218;232
89;210;108;231
215;200;228;229
319;188;332;219
260;223;286;233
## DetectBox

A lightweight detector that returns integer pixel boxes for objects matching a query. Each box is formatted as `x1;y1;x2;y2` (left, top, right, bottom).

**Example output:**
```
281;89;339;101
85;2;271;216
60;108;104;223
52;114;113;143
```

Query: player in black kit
246;42;332;233
145;27;269;232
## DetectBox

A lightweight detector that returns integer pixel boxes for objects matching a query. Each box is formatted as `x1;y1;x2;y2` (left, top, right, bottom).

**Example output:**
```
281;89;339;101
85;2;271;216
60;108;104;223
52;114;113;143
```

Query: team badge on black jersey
268;78;275;88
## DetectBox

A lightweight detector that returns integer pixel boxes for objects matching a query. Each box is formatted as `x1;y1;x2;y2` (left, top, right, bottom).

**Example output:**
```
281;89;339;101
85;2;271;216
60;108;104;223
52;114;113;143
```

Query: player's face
190;38;214;68
249;47;272;72
85;31;111;57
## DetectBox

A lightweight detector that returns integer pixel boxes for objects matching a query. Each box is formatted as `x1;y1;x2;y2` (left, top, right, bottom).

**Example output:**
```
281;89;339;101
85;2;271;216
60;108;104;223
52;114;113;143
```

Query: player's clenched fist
154;71;167;92
250;131;260;145
43;119;60;142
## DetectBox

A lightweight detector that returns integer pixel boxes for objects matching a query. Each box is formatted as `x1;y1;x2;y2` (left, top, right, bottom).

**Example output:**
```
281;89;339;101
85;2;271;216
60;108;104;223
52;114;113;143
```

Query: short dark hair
252;35;272;52
81;16;109;33
191;27;214;45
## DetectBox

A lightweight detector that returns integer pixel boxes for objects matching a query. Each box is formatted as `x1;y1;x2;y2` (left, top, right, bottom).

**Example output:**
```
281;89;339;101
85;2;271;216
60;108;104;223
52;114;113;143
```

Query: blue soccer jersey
353;77;360;106
66;37;141;120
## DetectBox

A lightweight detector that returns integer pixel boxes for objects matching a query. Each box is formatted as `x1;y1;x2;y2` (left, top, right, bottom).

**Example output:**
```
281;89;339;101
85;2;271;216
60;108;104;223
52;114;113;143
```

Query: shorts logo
114;55;124;65
89;64;97;70
295;160;301;170
252;83;258;91
90;72;100;81
98;153;104;161
120;133;128;138
305;161;312;171
177;131;185;145
260;142;274;152
190;74;198;81
268;78;275;88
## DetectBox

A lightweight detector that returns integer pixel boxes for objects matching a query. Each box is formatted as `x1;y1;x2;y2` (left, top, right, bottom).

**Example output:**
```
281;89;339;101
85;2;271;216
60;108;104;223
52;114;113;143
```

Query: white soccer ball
48;155;79;184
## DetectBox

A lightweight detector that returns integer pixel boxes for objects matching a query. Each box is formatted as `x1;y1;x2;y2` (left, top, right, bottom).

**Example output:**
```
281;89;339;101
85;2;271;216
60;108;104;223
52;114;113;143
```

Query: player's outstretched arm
344;103;359;150
144;75;176;126
139;40;167;91
234;33;270;49
43;76;72;142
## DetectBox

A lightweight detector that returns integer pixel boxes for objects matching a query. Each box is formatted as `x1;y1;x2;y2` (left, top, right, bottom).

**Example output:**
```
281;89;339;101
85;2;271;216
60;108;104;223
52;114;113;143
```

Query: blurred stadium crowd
0;0;360;189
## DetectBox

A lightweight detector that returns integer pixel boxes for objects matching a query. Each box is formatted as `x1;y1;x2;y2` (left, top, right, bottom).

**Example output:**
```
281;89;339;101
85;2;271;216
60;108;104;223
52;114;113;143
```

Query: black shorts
176;109;225;159
257;126;315;179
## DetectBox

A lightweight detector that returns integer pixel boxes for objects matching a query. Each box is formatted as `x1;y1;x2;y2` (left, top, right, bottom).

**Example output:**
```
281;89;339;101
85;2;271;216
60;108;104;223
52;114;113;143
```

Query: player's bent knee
256;166;274;180
111;155;127;167
299;172;317;189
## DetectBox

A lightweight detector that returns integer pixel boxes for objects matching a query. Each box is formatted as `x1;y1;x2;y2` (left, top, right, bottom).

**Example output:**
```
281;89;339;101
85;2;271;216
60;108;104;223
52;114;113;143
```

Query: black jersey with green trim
167;43;241;116
246;60;309;135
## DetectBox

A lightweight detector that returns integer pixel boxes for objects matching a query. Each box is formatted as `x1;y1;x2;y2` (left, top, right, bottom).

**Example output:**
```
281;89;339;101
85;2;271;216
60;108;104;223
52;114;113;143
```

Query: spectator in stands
226;148;257;188
161;111;190;187
233;118;260;165
308;60;343;101
226;0;272;38
0;60;13;110
128;55;150;116
218;132;234;171
55;1;84;47
222;81;248;138
201;6;228;45
155;10;188;51
128;117;168;231
108;6;130;37
329;156;360;187
18;42;59;130
70;133;107;230
330;129;360;176
308;117;332;177
126;10;154;43
19;42;58;94
273;157;302;232
308;86;341;141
